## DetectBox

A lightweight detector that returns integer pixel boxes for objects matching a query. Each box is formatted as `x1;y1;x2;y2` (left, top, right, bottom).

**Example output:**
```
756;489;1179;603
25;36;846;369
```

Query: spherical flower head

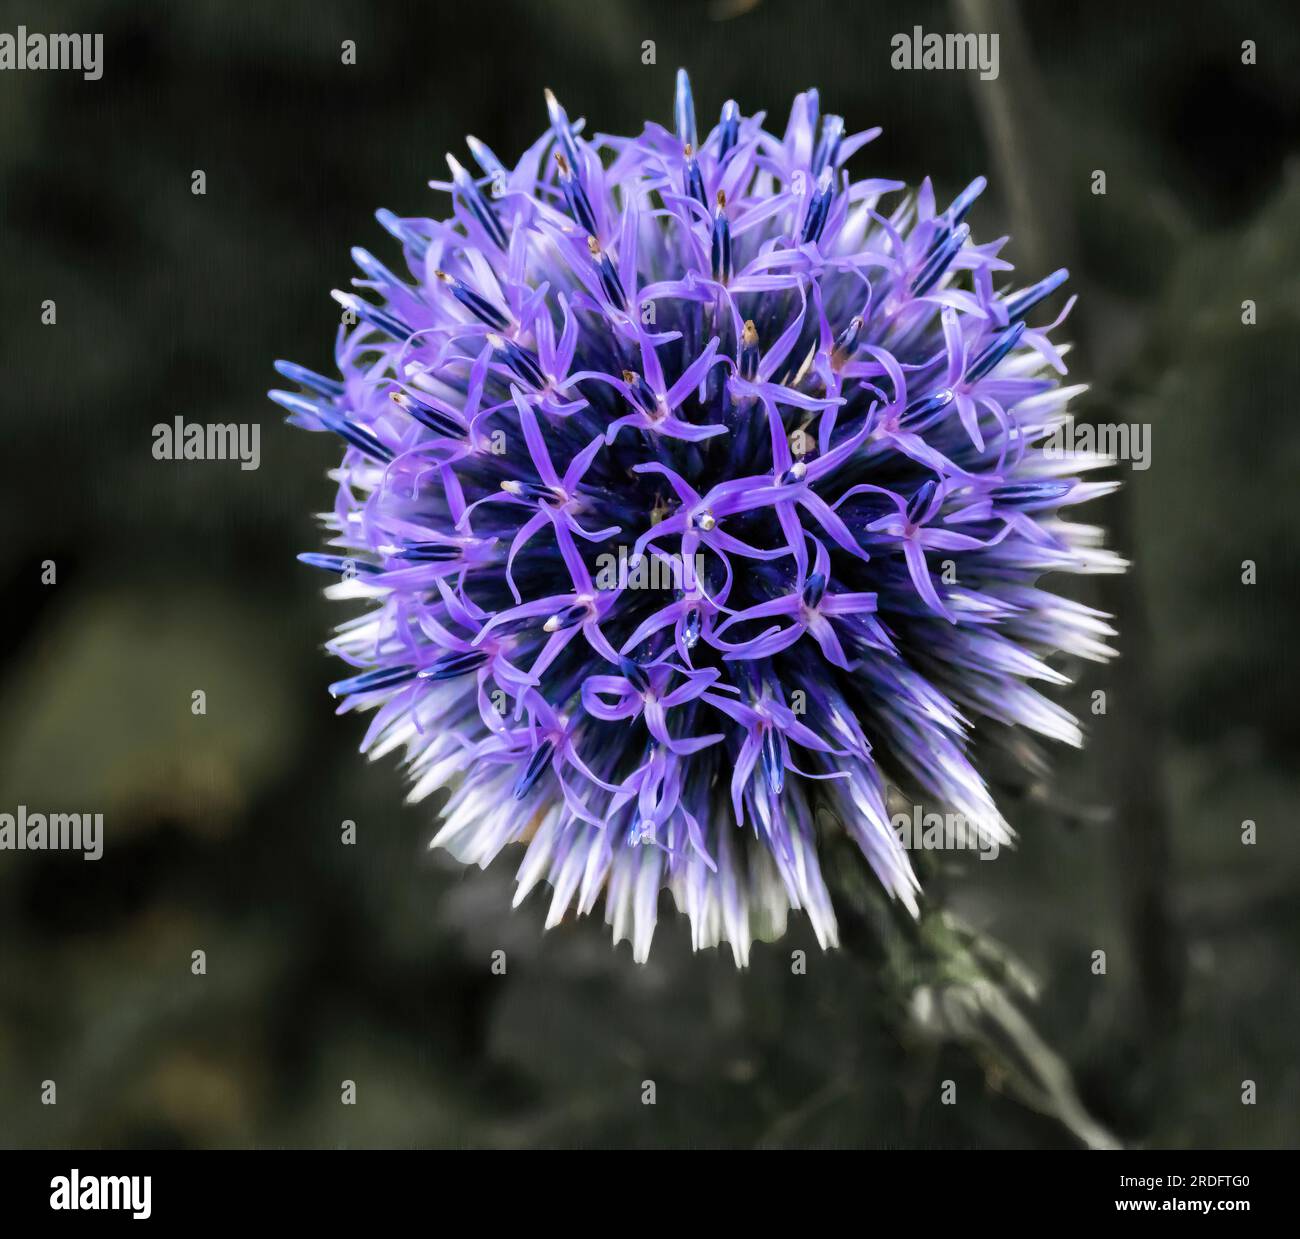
275;70;1124;965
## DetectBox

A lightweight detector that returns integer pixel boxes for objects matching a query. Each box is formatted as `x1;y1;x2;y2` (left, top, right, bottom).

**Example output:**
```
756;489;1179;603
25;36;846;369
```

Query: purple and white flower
275;70;1123;964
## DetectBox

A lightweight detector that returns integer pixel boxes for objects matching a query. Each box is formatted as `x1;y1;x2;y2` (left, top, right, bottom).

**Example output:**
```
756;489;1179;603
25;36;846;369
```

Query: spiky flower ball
274;71;1123;965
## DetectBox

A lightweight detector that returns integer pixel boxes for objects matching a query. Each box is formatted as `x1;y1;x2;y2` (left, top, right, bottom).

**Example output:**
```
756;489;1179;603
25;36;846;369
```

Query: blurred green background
2;0;1298;1148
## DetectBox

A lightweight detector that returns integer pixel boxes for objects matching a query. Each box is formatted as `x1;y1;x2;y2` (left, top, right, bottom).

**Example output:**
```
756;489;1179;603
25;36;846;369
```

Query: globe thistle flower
274;70;1123;965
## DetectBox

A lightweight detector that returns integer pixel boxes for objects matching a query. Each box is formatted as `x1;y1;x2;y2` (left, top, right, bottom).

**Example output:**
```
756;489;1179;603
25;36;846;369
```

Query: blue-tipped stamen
739;320;760;381
1004;268;1069;320
711;191;732;283
393;543;463;563
352;246;414;297
901;387;954;427
501;479;565;504
674;67;697;150
513;739;555;798
331;291;413;343
800;169;834;245
622;370;659;416
274;360;344;399
761;729;784;795
683;607;702;649
619;656;651;695
812;114;844;176
329;665;417;697
683;144;707;208
906;479;939;526
418;649;491;681
991;480;1073;506
717;99;740;161
967;320;1026;382
948;175;987;224
543;602;590;633
588;236;627;310
911;223;969;295
925;221;952;257
832;315;864;365
544;88;582;173
390;390;466;439
271;390;394;463
446;154;509;250
269;390;327;420
318;409;394;463
466;135;507;182
434;269;510;329
487;334;547;388
297;552;383;576
802;571;827;609
556;152;598;236
374;208;430;262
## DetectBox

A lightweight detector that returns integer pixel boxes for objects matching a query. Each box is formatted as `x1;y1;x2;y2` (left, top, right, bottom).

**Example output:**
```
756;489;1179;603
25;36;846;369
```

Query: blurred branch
829;840;1119;1149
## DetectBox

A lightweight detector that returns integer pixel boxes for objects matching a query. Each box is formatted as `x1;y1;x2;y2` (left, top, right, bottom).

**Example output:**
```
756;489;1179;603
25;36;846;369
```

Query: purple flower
275;71;1123;964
